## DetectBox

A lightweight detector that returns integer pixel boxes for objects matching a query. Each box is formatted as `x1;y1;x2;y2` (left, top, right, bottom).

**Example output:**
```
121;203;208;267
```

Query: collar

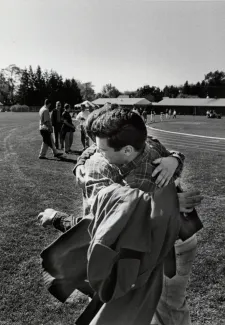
119;143;149;176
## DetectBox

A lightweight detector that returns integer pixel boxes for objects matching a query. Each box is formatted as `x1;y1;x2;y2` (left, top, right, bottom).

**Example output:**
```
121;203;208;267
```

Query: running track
147;125;225;154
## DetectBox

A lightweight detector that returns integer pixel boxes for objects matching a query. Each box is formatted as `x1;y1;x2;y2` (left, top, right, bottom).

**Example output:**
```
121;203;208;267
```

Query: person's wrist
51;211;59;224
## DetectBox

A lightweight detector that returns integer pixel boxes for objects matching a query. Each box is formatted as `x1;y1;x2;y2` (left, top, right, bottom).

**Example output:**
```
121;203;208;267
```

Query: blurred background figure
150;109;156;123
51;101;63;150
39;99;63;159
173;109;177;118
61;104;76;154
142;109;148;123
165;108;169;119
75;105;90;150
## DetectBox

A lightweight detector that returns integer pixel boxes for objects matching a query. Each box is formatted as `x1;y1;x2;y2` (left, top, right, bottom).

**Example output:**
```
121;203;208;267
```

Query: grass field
0;112;225;325
148;114;225;138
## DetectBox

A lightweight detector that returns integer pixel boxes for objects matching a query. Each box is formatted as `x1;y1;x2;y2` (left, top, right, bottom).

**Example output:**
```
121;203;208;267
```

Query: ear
123;145;134;156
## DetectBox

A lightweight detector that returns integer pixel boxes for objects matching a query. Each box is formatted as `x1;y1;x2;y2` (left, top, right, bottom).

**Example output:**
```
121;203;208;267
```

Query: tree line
1;64;225;106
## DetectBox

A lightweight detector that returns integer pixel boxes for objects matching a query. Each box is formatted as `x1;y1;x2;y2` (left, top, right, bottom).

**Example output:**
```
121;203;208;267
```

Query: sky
1;0;225;93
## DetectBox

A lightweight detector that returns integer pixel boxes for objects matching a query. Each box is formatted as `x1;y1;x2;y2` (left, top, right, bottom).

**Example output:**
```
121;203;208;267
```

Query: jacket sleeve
52;211;78;232
72;144;97;175
147;136;185;178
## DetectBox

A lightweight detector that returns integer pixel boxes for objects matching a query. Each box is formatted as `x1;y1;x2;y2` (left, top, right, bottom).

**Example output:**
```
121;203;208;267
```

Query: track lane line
147;125;225;141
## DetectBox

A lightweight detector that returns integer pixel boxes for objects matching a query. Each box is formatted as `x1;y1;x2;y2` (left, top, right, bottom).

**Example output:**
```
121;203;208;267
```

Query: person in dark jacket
61;104;76;154
50;101;63;150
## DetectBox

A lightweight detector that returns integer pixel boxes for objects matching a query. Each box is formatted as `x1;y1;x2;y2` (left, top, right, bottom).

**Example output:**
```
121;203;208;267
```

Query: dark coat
41;183;180;325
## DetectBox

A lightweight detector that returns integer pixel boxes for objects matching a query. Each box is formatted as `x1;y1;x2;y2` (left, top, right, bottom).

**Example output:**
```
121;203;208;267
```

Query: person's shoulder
86;152;120;175
144;142;162;160
39;106;45;113
146;136;161;146
88;152;109;166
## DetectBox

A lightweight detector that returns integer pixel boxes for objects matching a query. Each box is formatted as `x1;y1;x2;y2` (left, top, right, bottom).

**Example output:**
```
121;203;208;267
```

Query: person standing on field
38;99;63;159
75;105;90;150
51;101;63;150
165;109;169;119
61;104;76;154
142;109;148;123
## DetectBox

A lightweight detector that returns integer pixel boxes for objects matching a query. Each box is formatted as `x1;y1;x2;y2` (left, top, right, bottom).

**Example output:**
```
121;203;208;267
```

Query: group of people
38;103;203;324
38;99;93;159
160;109;177;122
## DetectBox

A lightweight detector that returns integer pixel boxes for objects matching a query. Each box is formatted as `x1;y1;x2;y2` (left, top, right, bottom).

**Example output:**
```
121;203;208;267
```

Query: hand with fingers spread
37;208;57;227
152;156;179;188
76;165;86;190
178;190;204;213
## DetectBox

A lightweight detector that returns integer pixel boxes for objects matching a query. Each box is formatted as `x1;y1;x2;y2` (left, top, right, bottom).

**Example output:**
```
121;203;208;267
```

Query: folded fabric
86;183;181;325
40;217;93;302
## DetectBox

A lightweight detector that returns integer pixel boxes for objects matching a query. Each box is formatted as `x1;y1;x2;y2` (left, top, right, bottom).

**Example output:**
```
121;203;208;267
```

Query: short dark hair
85;104;120;140
64;103;70;110
90;108;147;151
44;99;51;106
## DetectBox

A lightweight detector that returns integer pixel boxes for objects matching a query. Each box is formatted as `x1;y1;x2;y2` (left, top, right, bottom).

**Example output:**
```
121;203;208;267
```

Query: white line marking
148;135;225;146
160;142;225;153
147;125;225;140
150;136;225;148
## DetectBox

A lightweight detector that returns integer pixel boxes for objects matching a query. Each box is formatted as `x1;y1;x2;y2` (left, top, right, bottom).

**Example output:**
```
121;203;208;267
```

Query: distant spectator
51;101;63;150
61;104;76;154
150;110;156;123
160;111;164;122
142;109;147;123
165;109;169;119
75;105;90;149
173;109;177;119
132;106;140;115
168;109;172;118
38;99;63;159
151;109;156;123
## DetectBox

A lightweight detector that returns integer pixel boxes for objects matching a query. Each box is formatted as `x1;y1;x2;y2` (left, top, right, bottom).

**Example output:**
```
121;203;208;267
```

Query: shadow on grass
46;156;78;164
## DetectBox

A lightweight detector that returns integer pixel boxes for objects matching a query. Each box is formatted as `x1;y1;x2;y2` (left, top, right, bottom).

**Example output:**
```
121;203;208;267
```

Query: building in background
153;98;225;115
92;97;152;112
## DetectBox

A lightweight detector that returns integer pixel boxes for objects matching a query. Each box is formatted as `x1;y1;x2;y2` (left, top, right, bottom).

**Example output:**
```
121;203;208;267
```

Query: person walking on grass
38;99;63;159
61;103;76;154
50;101;63;150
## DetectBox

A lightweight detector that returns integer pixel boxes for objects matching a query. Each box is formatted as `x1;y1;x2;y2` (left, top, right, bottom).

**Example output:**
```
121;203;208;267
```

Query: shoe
54;152;63;158
39;156;47;159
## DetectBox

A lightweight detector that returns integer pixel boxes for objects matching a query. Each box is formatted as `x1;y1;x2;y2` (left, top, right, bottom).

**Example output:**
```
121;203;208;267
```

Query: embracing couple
39;105;203;325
